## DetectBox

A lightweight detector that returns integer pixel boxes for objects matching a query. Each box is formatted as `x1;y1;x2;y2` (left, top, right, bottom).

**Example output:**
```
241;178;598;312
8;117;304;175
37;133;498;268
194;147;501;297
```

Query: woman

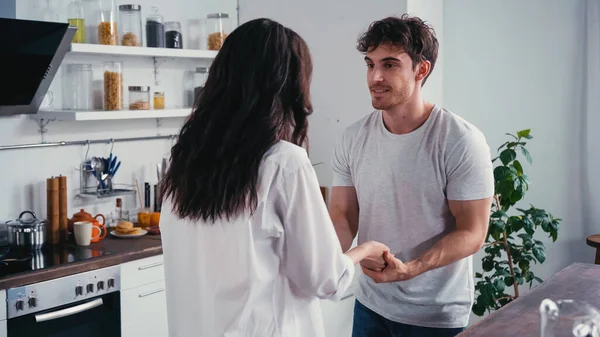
159;18;389;337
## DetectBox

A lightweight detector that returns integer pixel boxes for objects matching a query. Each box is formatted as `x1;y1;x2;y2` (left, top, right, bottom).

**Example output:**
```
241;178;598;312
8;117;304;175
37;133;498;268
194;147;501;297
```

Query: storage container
63;63;93;110
165;21;183;49
67;0;86;43
146;6;165;48
206;13;230;50
153;92;165;109
103;61;123;110
118;4;142;46
129;86;150;110
98;0;117;45
193;67;208;99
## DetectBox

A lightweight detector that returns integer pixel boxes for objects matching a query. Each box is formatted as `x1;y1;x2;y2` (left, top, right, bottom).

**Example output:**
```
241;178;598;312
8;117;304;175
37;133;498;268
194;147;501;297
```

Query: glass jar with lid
63;64;93;110
153;92;165;109
97;0;117;45
67;0;86;43
118;4;142;46
165;21;183;49
129;86;150;110
146;6;165;48
103;61;123;110
193;67;208;99
206;13;230;50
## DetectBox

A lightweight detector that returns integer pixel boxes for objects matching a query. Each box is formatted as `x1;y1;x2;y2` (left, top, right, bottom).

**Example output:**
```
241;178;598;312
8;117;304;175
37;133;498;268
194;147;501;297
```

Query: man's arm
362;197;492;282
329;186;359;253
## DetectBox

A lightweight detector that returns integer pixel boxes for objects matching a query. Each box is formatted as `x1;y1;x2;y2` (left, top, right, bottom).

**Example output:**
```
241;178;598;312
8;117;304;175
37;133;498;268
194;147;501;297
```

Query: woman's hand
345;241;390;268
359;241;390;272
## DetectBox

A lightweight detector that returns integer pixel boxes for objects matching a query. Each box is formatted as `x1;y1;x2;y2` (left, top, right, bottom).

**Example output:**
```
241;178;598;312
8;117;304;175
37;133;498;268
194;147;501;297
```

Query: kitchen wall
0;0;237;223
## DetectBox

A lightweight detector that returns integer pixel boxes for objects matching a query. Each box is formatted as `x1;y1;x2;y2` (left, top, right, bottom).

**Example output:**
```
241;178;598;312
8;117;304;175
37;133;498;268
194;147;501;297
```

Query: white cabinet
0;320;6;337
121;280;168;337
0;290;6;337
120;255;168;337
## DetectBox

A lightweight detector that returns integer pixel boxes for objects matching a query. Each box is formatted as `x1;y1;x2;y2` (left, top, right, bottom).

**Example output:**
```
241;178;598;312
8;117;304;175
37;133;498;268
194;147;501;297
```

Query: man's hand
361;251;413;283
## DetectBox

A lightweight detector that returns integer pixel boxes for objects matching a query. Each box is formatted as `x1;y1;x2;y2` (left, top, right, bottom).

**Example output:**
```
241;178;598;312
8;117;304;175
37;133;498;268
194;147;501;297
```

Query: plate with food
111;221;147;238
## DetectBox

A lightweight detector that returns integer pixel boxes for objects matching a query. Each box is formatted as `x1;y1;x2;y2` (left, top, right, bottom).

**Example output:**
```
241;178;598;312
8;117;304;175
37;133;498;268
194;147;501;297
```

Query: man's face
365;44;422;111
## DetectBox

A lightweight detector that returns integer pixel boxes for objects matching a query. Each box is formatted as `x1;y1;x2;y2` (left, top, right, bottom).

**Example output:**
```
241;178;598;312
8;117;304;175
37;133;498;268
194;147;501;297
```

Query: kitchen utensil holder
77;161;136;199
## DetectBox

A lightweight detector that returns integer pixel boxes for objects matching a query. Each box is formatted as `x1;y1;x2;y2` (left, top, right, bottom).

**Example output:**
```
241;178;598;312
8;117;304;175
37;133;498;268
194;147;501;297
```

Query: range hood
0;18;75;116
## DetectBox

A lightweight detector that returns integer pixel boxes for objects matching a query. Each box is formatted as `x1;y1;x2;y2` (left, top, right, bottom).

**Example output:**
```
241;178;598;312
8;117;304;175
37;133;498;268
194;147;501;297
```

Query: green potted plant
472;129;561;316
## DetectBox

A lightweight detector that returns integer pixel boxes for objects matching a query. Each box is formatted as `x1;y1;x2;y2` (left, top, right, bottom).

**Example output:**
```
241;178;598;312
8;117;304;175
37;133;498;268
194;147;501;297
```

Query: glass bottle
63;64;93;110
118;4;142;46
128;86;150;110
103;61;123;110
539;298;600;337
206;13;230;50
97;0;117;45
153;92;165;109
146;6;165;48
165;21;183;49
67;0;86;43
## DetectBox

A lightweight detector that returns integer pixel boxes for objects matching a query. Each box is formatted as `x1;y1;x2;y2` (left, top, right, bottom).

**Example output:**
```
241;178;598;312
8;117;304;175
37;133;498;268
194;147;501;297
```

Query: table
458;263;600;336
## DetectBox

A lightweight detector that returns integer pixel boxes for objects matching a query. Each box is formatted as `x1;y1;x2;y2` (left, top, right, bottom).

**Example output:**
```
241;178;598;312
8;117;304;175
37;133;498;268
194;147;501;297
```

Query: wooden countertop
459;263;600;336
0;235;162;290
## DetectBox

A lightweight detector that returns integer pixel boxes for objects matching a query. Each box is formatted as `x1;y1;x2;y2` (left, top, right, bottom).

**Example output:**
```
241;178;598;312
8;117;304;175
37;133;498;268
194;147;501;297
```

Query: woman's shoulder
262;140;312;175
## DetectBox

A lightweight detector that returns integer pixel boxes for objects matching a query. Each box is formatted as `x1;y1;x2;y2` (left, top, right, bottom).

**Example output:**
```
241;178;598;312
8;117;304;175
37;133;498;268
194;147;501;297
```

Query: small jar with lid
97;0;117;45
103;61;123;110
165;21;183;49
145;6;165;48
153;92;165;109
129;86;150;110
206;13;230;50
118;4;142;46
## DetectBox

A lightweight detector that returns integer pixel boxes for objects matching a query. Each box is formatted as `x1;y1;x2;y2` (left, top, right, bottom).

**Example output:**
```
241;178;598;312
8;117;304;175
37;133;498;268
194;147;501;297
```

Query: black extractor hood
0;18;75;116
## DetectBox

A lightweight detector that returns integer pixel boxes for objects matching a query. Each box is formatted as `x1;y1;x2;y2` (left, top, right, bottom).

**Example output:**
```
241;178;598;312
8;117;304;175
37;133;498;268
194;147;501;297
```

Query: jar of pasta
118;5;142;46
103;61;123;110
97;0;117;45
206;13;230;50
128;86;150;110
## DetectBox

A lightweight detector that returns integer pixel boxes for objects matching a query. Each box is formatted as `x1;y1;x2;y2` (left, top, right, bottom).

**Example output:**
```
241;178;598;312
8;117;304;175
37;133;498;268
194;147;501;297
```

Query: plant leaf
505;133;518;140
533;246;546;263
500;149;517;165
521;147;532;164
517;129;531;139
512;160;523;175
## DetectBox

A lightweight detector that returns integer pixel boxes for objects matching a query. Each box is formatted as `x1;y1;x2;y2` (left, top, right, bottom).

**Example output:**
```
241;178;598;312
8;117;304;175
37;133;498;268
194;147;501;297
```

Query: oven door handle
34;298;104;323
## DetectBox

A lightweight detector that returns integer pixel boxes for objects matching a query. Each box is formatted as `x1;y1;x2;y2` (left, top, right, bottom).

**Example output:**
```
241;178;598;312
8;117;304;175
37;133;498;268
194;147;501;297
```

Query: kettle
540;298;600;337
68;209;106;232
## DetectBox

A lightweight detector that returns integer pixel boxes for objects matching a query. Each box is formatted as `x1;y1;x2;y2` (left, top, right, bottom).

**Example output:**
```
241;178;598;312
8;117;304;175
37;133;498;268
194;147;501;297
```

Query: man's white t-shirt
333;105;494;328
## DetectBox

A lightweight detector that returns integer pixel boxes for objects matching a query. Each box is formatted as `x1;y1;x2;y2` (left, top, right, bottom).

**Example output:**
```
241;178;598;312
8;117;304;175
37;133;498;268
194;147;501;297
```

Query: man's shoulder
339;110;379;142
431;105;487;149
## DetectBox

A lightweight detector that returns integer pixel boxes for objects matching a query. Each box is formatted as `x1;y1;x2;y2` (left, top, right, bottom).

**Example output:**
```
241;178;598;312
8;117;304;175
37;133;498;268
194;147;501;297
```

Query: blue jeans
352;300;465;337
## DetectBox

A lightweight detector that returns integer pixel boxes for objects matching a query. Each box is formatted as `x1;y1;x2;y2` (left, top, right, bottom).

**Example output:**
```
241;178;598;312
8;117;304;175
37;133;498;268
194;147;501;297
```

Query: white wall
0;0;236;223
443;0;588;322
239;0;407;186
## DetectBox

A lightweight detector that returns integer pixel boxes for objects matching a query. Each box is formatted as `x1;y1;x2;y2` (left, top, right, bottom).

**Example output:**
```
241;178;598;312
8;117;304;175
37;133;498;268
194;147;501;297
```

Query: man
330;15;494;337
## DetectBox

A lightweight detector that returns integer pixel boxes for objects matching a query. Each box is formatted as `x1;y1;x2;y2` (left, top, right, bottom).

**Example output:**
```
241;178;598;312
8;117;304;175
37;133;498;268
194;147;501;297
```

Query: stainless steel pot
6;210;46;250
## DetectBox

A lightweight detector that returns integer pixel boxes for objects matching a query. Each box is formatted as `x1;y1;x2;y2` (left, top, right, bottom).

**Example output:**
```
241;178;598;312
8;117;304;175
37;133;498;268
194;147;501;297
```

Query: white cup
73;221;100;246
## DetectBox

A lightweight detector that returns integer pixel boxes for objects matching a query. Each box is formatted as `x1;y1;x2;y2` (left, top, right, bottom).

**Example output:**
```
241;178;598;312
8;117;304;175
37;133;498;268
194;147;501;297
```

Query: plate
110;229;148;238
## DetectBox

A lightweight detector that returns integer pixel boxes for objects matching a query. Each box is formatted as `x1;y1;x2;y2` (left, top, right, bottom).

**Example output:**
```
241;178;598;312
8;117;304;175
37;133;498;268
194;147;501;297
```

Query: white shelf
69;43;219;59
32;108;192;121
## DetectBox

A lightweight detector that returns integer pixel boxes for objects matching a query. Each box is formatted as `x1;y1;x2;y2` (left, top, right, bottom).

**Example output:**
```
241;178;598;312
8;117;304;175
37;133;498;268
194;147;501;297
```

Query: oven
6;265;120;337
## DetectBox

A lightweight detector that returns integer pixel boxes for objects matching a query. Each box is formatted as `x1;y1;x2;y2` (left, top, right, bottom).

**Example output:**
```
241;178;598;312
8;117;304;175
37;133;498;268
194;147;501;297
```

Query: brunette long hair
161;18;313;222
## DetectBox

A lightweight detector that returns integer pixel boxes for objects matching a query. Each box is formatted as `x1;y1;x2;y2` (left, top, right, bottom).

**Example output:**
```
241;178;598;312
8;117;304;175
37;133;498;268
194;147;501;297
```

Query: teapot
68;209;106;242
540;299;600;337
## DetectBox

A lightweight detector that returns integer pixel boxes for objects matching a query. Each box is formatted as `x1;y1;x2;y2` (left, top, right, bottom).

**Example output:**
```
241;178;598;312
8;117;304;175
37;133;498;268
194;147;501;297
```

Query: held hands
361;251;414;283
359;241;390;272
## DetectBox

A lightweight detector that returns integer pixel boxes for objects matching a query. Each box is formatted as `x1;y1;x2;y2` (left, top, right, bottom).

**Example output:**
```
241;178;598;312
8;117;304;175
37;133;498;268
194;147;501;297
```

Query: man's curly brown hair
357;14;439;86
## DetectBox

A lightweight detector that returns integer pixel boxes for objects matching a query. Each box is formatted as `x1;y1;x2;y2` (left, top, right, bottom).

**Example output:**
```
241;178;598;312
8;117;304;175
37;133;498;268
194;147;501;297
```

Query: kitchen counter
458;263;600;336
0;235;162;290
